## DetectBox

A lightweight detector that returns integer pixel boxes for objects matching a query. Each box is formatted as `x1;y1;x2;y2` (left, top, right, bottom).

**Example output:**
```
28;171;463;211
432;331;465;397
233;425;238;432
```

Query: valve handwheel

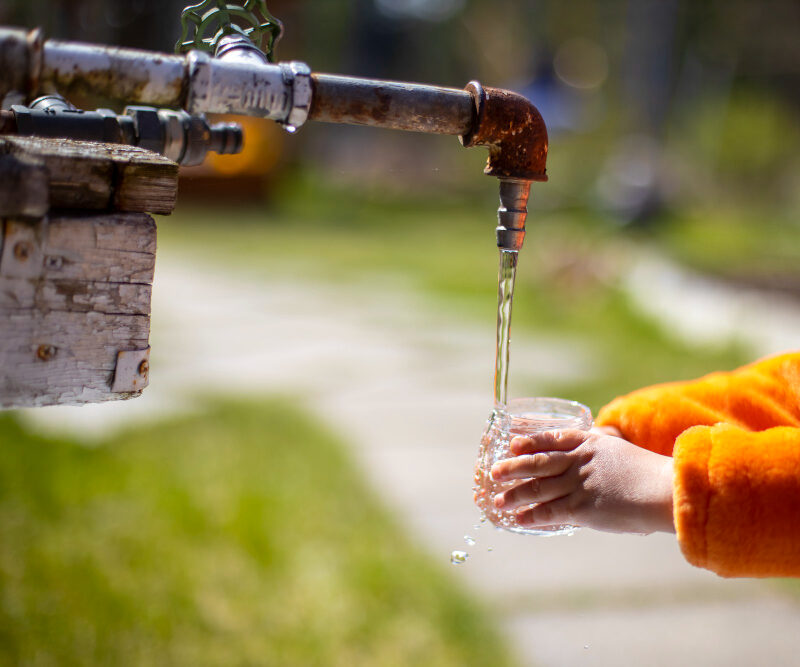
175;0;283;60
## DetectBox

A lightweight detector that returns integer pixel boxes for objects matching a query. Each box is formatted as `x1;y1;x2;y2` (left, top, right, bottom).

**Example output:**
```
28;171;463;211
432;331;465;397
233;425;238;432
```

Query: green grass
655;208;800;287
163;171;748;415
0;400;513;666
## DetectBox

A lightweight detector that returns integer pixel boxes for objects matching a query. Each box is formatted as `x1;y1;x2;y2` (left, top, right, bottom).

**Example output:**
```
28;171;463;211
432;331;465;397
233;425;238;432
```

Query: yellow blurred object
204;115;284;176
178;115;285;200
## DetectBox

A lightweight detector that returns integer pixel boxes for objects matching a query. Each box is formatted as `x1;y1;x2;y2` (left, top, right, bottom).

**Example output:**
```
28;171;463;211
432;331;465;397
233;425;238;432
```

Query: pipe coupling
186;49;311;129
0;27;43;102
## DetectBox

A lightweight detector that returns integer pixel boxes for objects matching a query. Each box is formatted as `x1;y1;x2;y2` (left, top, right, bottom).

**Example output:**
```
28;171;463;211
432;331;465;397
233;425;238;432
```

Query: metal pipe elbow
460;81;548;182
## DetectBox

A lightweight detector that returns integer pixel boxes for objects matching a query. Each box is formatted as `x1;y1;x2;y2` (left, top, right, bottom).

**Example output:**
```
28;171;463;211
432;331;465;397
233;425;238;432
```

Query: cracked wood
0;212;156;407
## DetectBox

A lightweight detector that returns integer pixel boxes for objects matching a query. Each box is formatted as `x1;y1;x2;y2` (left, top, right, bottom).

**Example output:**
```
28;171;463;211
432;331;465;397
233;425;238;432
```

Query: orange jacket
596;351;800;578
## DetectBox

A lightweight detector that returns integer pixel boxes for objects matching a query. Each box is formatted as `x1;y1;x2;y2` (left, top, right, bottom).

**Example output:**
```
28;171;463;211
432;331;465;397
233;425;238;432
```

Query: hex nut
125;106;165;154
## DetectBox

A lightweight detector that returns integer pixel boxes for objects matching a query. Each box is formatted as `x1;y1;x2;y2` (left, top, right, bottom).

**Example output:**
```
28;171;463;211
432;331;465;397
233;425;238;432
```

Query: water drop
284;124;297;134
487;546;494;552
464;535;476;546
473;523;482;530
450;550;469;565
584;645;589;650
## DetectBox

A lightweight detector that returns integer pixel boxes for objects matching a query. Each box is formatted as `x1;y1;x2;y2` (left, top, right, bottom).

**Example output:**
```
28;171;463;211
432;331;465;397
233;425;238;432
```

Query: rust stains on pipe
460;81;548;182
0;27;37;101
41;41;187;108
309;73;474;136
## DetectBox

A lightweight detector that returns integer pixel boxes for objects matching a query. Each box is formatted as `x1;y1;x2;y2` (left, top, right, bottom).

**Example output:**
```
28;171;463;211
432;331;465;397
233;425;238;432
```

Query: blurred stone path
22;248;800;667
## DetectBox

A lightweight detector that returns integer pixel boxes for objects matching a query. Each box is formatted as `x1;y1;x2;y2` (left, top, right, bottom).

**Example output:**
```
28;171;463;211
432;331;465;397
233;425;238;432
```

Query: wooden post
0;136;178;408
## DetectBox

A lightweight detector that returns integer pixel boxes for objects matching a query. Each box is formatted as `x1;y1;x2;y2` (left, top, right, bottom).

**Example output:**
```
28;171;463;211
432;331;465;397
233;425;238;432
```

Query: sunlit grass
656;209;800;286
0;401;513;666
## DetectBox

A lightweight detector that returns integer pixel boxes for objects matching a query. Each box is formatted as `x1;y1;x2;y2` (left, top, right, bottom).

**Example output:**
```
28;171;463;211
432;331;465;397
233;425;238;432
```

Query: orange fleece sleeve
673;424;800;577
596;351;800;577
596;352;800;455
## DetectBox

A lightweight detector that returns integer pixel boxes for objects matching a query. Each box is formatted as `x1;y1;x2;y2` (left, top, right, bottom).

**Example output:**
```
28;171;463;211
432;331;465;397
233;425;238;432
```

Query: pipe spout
459;82;548;251
495;179;530;252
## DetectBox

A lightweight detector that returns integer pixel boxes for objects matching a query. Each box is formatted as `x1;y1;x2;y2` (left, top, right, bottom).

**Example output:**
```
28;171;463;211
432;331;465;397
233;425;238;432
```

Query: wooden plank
0;136;178;215
2;213;156;283
0;278;151;315
0;310;150;407
0;211;156;407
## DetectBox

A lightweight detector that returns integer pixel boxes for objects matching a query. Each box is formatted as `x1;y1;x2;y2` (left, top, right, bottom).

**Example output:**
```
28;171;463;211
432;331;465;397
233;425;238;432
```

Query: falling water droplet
450;550;469;565
584;645;590;650
464;535;476;546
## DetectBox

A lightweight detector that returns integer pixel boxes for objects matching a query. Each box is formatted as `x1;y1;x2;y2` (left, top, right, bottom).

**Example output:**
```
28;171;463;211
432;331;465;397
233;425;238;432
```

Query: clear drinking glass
474;397;593;536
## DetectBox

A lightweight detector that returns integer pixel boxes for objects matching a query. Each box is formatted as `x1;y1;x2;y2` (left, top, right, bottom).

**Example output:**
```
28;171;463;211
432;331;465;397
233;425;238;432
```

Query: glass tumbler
474;397;593;536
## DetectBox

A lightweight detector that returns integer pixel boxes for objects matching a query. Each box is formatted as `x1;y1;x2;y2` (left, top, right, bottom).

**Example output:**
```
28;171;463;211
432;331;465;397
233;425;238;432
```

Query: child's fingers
515;495;576;528
491;451;572;480
493;474;573;510
510;429;588;455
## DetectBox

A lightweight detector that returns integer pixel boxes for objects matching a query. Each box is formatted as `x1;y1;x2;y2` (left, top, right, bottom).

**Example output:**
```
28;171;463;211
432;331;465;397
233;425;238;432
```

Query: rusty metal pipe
0;29;547;173
0;27;549;249
309;74;473;136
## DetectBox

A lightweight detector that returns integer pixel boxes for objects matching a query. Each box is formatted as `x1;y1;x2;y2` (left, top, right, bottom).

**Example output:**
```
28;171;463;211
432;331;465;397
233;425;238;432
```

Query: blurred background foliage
1;0;799;663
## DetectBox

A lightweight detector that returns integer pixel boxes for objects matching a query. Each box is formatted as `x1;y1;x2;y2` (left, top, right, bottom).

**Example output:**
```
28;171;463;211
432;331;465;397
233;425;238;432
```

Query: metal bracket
111;347;151;392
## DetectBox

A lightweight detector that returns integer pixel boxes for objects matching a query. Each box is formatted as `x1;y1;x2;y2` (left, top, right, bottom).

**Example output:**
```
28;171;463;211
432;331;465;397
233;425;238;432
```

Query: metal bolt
13;241;32;261
36;344;56;361
137;359;149;377
45;255;63;270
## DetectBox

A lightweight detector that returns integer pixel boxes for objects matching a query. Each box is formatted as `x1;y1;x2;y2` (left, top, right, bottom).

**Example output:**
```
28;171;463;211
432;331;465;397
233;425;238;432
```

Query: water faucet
0;14;548;251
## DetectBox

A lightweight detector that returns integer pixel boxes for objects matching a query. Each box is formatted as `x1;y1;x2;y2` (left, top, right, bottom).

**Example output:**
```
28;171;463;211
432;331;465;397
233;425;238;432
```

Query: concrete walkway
21;247;800;667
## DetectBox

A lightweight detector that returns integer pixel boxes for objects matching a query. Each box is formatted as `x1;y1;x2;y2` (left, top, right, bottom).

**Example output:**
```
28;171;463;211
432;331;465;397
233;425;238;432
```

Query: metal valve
124;106;243;165
2;95;243;166
175;0;283;61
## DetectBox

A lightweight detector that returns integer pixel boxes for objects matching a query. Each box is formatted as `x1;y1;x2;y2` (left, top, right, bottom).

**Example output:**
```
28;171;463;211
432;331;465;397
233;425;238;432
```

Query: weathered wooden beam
0;136;178;215
0;134;177;408
0;310;151;406
0;212;157;407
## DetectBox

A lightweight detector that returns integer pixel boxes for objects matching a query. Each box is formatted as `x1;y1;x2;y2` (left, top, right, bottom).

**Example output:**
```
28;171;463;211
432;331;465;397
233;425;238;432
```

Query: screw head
45;255;63;270
36;344;56;361
137;359;149;377
13;241;32;261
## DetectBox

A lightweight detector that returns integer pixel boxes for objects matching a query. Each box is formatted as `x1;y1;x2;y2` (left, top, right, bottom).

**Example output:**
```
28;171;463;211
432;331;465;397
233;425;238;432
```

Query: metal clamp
280;61;312;130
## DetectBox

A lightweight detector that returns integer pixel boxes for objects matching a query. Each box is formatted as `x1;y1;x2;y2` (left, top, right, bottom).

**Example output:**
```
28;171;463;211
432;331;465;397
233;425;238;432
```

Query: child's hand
490;429;675;535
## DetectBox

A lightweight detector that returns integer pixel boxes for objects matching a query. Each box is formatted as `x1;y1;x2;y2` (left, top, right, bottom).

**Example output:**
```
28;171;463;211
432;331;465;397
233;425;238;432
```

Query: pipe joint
461;81;548;182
